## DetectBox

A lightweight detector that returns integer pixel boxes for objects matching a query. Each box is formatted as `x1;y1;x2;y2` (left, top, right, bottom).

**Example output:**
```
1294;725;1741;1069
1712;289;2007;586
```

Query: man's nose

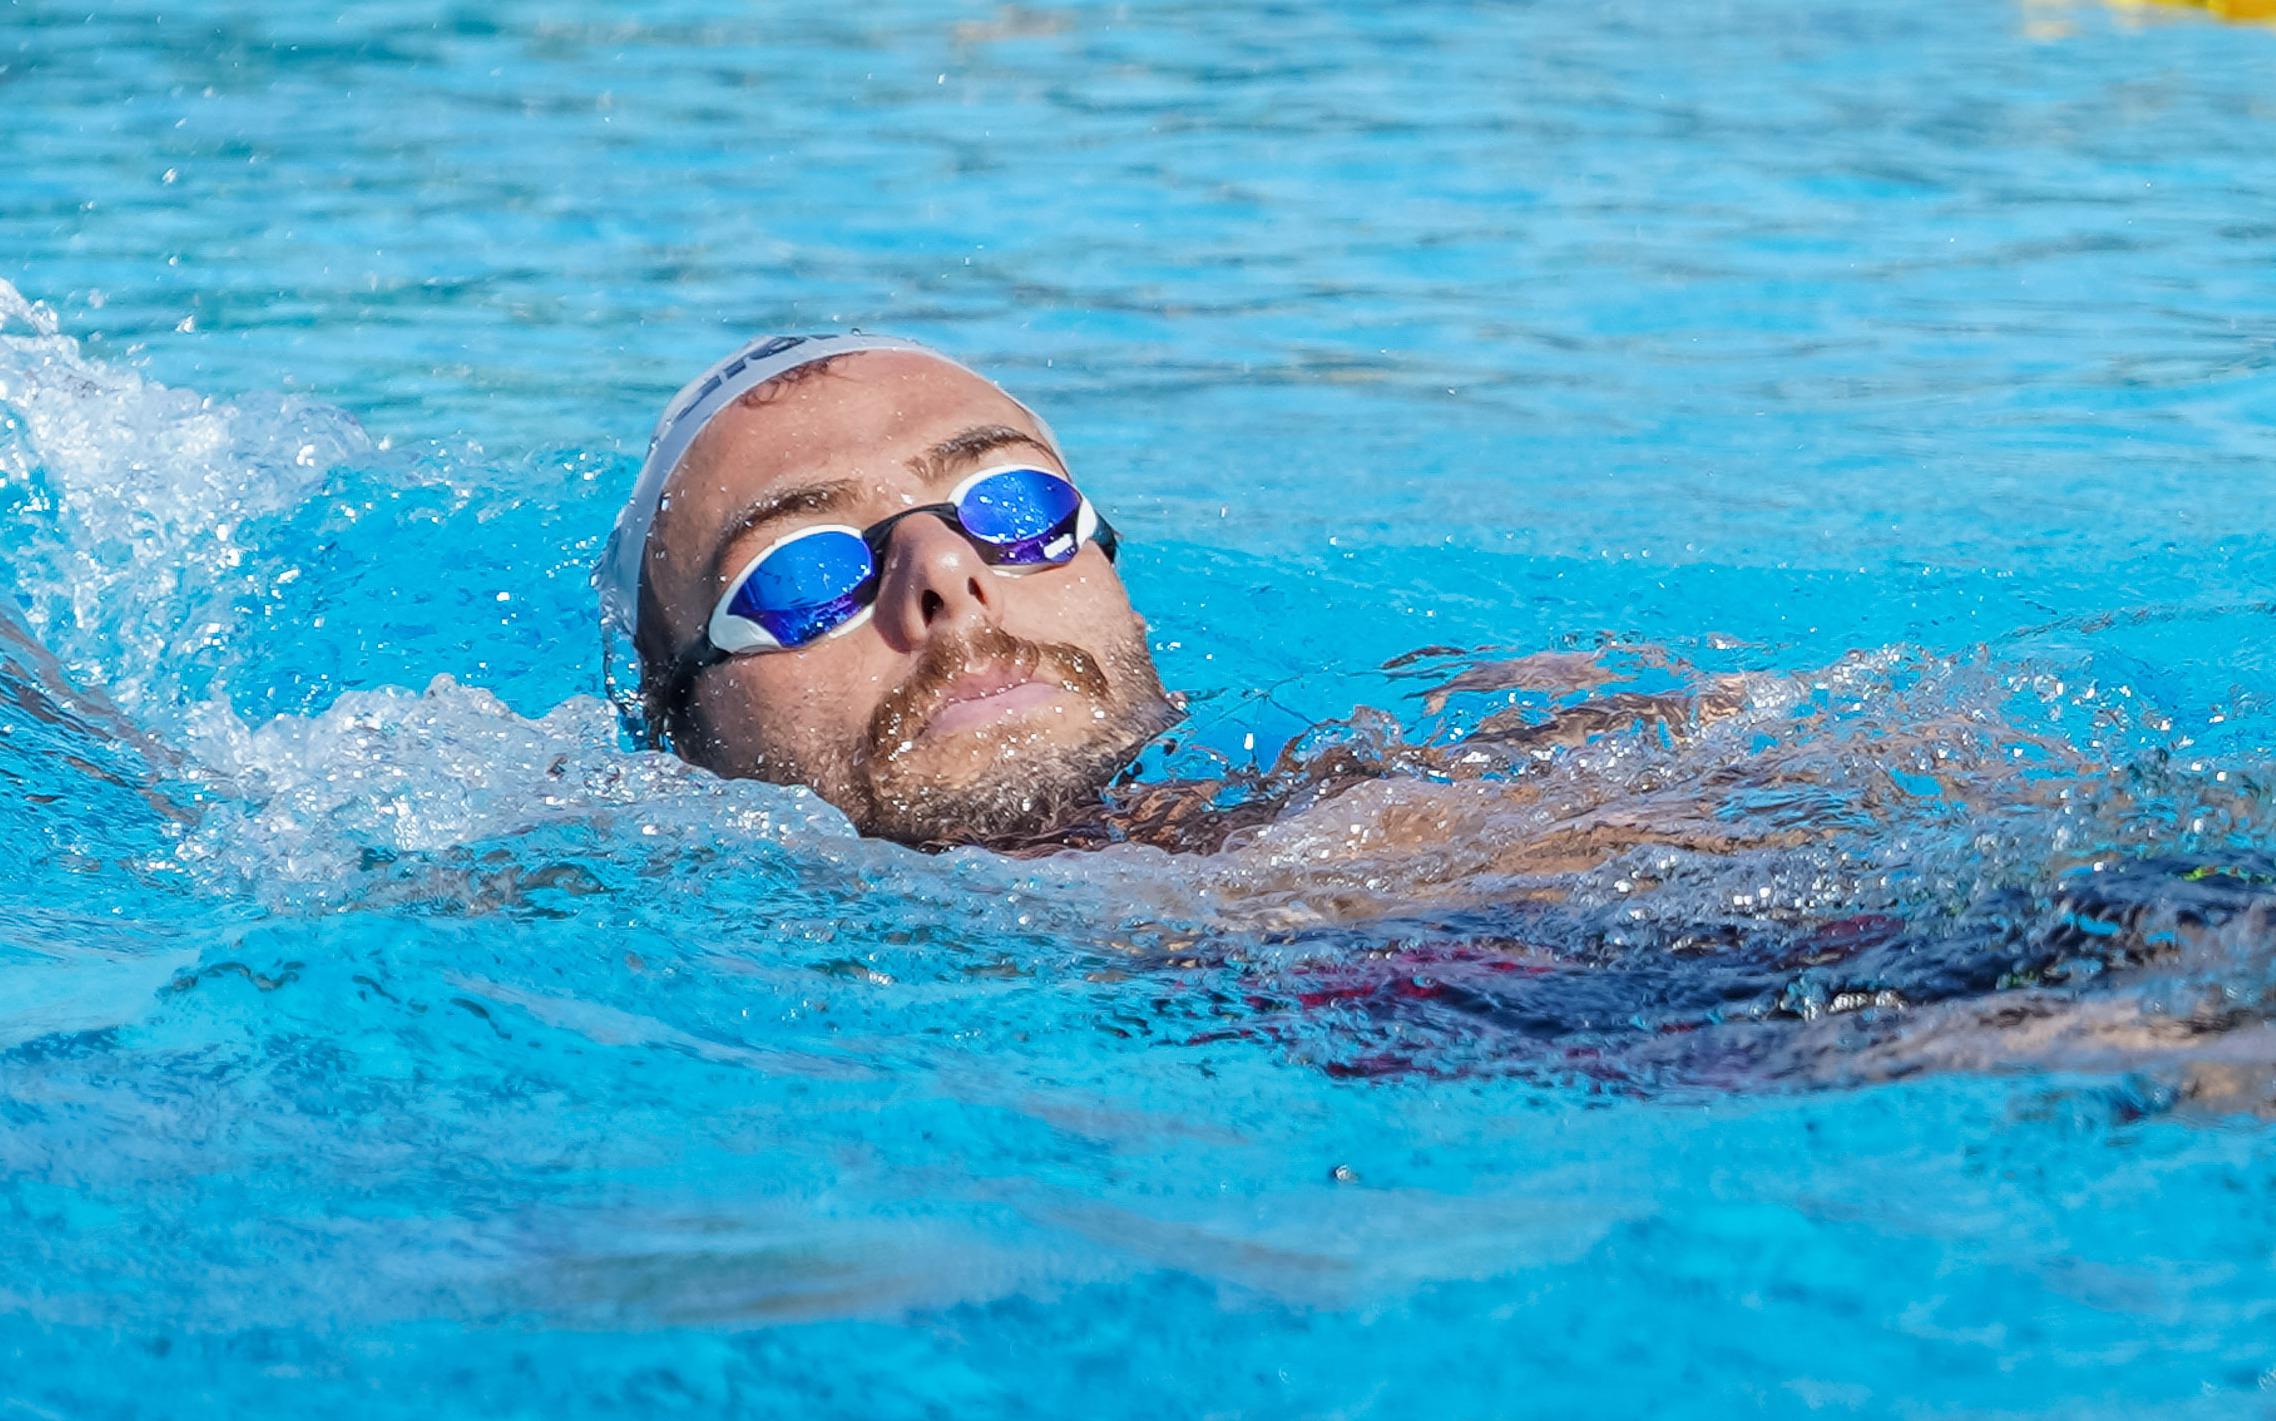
870;511;998;650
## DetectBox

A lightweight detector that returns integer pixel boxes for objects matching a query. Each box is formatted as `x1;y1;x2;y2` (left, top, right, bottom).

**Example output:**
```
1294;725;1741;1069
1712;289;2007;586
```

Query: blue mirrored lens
728;529;876;646
958;468;1083;562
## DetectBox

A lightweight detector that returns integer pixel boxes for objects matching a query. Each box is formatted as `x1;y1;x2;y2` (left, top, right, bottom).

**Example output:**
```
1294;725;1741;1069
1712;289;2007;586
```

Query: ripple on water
5;0;2276;1401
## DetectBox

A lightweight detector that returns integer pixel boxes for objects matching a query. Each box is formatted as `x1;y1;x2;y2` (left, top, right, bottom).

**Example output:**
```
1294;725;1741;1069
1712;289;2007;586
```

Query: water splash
0;278;373;714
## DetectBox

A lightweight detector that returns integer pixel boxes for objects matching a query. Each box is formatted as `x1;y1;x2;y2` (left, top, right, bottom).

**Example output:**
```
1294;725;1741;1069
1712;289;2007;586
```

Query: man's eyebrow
708;479;863;582
905;424;1058;484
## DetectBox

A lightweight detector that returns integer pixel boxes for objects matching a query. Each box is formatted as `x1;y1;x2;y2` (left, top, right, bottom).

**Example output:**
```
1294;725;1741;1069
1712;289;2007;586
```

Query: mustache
864;622;1113;760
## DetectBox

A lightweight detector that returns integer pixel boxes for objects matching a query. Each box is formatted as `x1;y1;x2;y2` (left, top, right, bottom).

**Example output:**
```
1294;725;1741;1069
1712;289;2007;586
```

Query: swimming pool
5;0;2276;1414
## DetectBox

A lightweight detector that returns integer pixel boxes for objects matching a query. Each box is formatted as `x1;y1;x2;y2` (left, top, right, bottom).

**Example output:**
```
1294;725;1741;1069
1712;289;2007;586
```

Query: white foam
176;673;861;910
0;276;371;711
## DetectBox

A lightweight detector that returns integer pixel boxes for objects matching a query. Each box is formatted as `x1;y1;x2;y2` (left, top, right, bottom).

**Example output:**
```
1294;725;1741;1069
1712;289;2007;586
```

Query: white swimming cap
595;332;1057;643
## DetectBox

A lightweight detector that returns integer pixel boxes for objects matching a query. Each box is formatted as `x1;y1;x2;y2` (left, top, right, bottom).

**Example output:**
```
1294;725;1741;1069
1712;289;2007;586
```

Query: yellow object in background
2026;0;2276;36
2117;0;2276;21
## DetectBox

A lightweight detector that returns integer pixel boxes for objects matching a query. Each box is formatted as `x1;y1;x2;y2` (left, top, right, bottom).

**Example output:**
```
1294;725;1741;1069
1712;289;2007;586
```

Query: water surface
5;1;2276;1415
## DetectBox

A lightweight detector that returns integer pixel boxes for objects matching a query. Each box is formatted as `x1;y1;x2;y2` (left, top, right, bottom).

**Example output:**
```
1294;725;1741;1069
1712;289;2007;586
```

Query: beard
763;620;1176;849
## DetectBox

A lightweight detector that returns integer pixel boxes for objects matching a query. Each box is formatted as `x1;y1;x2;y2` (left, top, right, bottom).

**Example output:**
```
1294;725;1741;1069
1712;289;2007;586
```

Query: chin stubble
848;623;1174;847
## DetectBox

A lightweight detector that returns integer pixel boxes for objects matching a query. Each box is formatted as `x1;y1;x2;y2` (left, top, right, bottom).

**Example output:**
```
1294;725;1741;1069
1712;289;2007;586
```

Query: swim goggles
679;464;1118;673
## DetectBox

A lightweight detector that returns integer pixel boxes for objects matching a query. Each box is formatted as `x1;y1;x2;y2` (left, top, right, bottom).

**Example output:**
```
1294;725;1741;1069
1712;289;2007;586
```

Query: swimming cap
596;332;1058;643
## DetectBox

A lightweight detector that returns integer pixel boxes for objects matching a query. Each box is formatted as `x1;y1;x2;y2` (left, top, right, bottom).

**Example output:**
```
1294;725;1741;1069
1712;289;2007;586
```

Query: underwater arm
0;601;185;815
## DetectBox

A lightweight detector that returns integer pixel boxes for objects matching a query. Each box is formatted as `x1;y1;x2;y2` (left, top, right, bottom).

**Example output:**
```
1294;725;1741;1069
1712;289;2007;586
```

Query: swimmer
600;332;1782;856
598;334;1185;848
589;338;2276;1104
7;330;2267;1099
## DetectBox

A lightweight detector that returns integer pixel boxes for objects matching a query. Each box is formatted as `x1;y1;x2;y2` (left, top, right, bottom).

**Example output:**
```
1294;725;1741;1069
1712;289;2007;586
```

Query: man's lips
865;628;1114;766
917;668;1068;741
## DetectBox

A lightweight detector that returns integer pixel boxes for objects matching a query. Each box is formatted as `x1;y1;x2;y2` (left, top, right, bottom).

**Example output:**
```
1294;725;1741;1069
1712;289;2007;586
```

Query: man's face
640;351;1176;844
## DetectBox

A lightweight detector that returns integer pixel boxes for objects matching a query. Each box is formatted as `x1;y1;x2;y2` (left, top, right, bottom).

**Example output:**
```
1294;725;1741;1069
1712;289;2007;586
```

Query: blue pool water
6;1;2276;1414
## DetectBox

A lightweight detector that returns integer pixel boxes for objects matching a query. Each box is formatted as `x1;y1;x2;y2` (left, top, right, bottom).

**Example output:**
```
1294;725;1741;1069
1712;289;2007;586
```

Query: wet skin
637;351;1176;845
